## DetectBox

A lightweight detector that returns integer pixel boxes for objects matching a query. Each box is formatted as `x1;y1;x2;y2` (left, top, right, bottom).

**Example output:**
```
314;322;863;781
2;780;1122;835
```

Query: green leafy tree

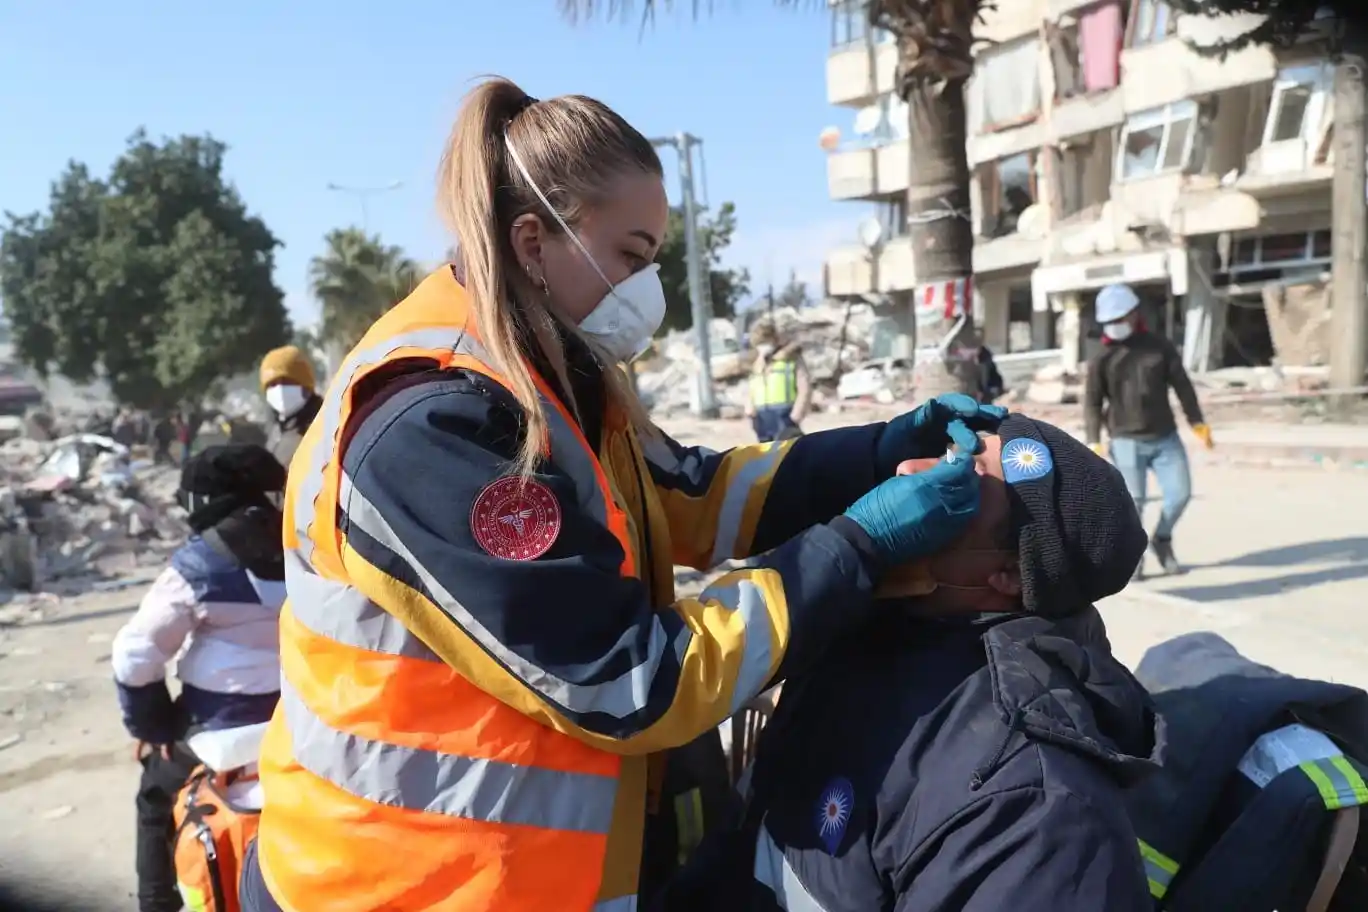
310;228;420;351
1167;2;1360;55
0;131;290;410
657;201;750;332
559;1;986;396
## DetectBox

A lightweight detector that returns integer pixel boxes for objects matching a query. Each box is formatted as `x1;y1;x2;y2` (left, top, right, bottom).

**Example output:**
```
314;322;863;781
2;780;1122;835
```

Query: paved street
1100;456;1368;688
0;412;1360;909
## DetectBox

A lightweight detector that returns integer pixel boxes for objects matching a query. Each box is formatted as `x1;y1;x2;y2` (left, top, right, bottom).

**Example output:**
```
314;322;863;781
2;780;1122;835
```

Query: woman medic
241;77;1005;912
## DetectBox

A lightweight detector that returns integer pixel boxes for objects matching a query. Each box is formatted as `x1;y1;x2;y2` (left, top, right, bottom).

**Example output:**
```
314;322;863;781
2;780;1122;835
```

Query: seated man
660;414;1163;911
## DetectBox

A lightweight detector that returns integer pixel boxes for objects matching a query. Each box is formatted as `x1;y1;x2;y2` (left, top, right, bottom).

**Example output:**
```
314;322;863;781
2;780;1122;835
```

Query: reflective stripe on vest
257;270;643;912
750;359;798;408
753;820;830;911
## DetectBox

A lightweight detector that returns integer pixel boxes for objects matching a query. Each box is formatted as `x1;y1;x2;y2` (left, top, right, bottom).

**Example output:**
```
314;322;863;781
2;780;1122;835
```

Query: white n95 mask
265;384;308;419
504;135;668;363
1102;322;1134;342
576;264;667;362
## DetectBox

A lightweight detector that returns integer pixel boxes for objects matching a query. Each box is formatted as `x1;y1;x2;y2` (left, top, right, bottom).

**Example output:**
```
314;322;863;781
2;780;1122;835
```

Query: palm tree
557;0;984;397
310;228;421;353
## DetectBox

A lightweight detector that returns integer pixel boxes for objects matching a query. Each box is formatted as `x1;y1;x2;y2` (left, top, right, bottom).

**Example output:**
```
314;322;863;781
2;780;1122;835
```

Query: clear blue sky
0;0;862;326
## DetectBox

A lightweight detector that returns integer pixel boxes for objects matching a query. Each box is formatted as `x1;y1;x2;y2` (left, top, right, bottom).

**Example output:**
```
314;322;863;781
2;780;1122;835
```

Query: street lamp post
651;133;717;418
326;180;403;233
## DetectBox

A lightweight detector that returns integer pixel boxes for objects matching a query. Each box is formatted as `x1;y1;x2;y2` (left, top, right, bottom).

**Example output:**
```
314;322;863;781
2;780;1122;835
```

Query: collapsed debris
0;433;185;595
636;302;882;416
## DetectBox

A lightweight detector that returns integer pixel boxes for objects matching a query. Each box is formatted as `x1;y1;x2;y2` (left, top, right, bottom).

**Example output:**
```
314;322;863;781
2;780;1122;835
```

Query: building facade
821;0;1337;375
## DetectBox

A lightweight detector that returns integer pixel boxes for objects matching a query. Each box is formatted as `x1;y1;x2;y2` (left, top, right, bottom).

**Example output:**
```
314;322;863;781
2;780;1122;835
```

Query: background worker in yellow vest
239;76;1006;912
257;345;323;471
745;319;810;443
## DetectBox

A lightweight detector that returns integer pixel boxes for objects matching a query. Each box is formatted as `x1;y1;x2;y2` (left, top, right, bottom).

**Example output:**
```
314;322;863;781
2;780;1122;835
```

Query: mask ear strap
504;133;617;292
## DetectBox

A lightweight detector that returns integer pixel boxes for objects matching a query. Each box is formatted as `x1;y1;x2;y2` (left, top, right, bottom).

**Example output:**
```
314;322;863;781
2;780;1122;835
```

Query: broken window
1047;22;1083;99
1127;0;1175;47
877;197;909;239
1263;62;1331;145
1228;230;1332;273
1117;101;1197;179
967;38;1043;134
1059;135;1113;218
979;152;1038;238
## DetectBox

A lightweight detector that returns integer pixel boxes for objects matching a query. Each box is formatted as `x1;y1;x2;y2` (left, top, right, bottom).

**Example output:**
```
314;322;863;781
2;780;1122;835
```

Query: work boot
1150;536;1182;575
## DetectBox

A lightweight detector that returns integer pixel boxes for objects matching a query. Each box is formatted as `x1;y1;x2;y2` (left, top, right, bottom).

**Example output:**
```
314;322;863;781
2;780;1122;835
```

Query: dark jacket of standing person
1084;322;1204;444
976;345;1004;402
656;415;1161;912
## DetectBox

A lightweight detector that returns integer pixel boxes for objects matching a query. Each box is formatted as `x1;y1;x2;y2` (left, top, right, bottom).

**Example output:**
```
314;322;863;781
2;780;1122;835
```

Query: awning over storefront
1030;247;1188;312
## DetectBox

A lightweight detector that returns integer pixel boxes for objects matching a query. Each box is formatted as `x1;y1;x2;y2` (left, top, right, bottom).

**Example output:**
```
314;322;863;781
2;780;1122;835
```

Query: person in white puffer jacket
112;443;286;912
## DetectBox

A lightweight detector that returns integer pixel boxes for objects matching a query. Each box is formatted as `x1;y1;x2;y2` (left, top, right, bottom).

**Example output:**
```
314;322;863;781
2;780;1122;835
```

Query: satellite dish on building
819;126;841;151
853;104;884;137
1017;204;1048;240
858;218;885;251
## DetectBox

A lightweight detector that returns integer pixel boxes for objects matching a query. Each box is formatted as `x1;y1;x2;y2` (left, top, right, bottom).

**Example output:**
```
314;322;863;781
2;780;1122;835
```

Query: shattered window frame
1263;61;1332;147
1229;230;1333;274
1127;0;1176;48
1116;100;1197;181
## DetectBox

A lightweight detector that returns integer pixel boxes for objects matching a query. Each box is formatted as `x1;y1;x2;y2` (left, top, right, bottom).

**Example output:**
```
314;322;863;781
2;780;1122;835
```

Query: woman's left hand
877;393;1008;472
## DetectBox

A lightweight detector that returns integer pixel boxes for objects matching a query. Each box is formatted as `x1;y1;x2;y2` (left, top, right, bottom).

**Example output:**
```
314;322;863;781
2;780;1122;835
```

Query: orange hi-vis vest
255;268;658;912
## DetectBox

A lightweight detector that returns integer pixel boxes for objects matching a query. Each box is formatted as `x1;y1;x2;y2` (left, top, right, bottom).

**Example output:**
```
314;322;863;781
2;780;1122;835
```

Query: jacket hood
979;608;1164;787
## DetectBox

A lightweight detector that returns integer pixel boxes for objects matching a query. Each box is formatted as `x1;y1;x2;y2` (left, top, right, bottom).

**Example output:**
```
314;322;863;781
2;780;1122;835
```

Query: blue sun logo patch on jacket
815;777;854;854
1002;437;1053;484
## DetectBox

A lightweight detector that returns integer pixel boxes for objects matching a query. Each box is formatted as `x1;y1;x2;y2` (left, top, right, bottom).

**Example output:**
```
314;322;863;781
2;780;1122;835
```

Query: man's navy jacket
656;608;1164;911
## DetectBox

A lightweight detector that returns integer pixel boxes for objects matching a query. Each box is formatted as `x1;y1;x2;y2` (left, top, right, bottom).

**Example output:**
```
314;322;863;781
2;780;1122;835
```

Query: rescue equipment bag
172;765;261;912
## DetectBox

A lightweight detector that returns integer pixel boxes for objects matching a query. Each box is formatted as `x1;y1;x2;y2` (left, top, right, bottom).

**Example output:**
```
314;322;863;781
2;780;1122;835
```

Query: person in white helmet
1084;283;1213;578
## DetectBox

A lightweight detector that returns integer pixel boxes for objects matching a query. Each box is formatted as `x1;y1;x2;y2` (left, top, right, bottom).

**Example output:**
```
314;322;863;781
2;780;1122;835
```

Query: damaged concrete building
821;0;1339;382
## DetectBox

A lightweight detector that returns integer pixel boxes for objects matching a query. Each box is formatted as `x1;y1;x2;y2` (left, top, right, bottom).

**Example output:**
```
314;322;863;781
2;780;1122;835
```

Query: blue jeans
1110;433;1192;540
751;405;800;443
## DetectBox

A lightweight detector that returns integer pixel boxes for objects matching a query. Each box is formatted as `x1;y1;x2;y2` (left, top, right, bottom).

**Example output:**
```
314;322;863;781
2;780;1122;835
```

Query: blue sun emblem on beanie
1002;437;1053;485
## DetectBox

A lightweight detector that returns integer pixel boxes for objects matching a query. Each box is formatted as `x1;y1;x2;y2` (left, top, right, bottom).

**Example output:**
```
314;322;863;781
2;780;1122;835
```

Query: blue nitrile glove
876;393;1009;474
844;445;981;566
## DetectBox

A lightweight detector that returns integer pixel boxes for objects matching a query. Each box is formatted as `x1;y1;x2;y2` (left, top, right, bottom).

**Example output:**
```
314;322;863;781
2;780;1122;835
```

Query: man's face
879;434;1022;615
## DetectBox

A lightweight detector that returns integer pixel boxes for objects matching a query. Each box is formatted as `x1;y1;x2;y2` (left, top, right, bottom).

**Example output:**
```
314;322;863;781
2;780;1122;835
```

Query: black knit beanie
998;414;1147;617
179;444;287;533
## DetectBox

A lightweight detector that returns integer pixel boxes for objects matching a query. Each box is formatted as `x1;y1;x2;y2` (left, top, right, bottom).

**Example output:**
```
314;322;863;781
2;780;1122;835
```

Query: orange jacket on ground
253;266;893;911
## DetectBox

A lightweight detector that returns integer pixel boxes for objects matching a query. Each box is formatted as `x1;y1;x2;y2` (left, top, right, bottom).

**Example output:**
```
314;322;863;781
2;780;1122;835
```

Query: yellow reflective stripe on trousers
1299;756;1368;809
675;787;706;865
281;680;618;833
1136;838;1179;899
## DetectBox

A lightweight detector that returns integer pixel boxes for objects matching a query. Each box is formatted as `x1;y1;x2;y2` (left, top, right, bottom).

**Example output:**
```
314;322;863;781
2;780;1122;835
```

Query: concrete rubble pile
635;302;881;416
0;433;186;594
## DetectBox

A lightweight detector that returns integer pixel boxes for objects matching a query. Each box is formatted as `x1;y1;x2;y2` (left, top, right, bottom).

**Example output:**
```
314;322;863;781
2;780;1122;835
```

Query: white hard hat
1095;284;1140;324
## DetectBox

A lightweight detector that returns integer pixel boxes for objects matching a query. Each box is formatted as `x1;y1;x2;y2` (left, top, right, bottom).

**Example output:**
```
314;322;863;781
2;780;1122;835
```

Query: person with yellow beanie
258;346;322;469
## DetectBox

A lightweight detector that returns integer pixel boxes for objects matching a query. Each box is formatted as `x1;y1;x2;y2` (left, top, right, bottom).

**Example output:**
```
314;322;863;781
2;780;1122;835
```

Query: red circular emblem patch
470;476;562;560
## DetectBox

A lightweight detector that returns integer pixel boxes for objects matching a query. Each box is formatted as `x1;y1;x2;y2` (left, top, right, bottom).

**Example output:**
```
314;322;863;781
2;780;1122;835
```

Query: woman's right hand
843;449;980;566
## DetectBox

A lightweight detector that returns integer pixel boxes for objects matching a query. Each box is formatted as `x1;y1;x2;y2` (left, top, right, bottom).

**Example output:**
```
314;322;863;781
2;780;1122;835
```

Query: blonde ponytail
438;77;662;477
